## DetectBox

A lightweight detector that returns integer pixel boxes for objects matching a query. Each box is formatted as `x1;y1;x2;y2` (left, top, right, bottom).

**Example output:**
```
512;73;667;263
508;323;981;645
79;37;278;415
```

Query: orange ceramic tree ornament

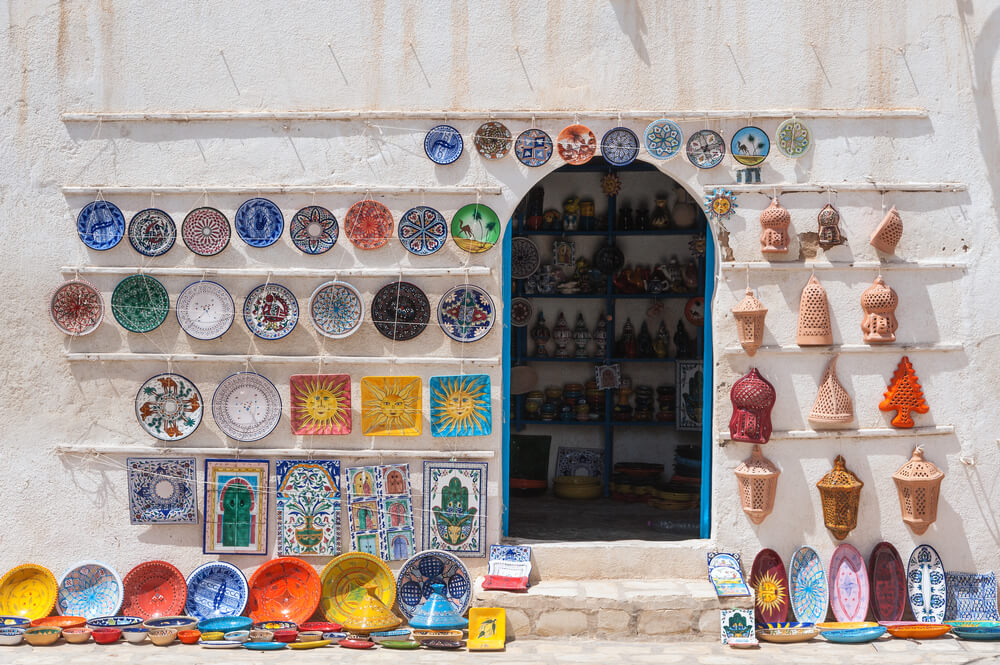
879;356;929;428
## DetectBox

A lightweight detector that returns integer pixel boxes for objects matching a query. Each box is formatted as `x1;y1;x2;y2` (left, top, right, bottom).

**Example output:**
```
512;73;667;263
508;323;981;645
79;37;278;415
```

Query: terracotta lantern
734;444;780;524
797;275;833;346
809;355;853;425
870;206;903;254
861;276;898;343
729;368;776;444
759;198;790;254
731;289;768;356
817;203;845;248
892;447;944;535
816;455;863;540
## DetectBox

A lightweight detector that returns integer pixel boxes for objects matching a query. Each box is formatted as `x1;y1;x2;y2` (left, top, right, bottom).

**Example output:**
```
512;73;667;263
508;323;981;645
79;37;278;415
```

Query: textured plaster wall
1;0;998;581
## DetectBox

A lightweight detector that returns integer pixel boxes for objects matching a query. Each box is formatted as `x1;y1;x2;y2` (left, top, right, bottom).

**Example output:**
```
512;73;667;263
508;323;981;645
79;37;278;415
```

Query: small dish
197;616;253;633
88;616;143;629
199;631;225;641
299;621;341;632
143;616;197;632
422;639;464;650
887;623;952;639
820;626;887;644
381;639;421;650
199;640;242;649
177;629;201;644
223;630;250;643
412;628;464;643
24;626;61;646
0;617;29;629
63;627;92;644
148;627;177;646
248;629;273;642
288;639;331;650
122;626;148;643
92;627;122;644
0;627;25;645
273;629;298;643
339;638;375;649
243;641;287;651
371;628;411;643
252;620;297;631
297;630;323;642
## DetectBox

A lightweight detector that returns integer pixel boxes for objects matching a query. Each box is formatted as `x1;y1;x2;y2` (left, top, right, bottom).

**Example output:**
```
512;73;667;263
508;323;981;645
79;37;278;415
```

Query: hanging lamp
816;455;863;540
729;368;776;444
870;206;903;254
732;289;767;356
808;355;853;425
759;198;790;254
734;445;780;524
861;276;898;344
892;447;944;535
797;275;833;346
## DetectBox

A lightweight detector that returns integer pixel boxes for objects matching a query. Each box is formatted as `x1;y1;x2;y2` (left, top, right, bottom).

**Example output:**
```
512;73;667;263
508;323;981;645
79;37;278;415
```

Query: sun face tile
290;374;351;435
360;376;421;436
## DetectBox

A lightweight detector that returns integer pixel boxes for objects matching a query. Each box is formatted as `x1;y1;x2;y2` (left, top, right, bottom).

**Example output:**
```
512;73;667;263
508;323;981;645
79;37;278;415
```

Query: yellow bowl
24;627;61;646
200;631;225;641
0;565;57;621
553;477;602;500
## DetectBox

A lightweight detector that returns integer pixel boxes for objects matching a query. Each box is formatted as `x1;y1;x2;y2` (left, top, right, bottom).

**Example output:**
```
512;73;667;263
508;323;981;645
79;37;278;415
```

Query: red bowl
92;628;122;644
121;560;188;620
273;629;299;643
177;629;201;644
299;621;342;632
247;558;321;625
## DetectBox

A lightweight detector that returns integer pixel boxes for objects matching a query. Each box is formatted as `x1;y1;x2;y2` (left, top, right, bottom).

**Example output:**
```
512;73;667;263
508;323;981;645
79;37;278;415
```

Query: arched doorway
501;156;715;541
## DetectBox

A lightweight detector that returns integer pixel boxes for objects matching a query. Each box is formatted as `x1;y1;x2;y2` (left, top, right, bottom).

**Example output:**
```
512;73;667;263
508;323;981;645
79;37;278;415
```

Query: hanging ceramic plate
111;274;170;333
371;281;430;341
731;126;770;166
511;237;540;279
789;547;828;625
510;297;533;328
686;129;726;169
643;119;684;160
514;128;553;167
344;200;393;249
751;548;789;625
246;557;321;625
77;201;125;250
57;562;123;620
318;553;396;625
830;544;870;623
127;208;176;257
451;203;500;253
424;124;463;164
175;281;235;341
212;372;282;442
438;284;495;343
398;206;448;256
556;124;597;165
235;198;283;247
135;373;204;441
776;118;811;158
474;121;512;160
121;561;188;620
396;550;472;620
308;280;364;339
49;278;104;336
185;562;248;621
289;206;338;255
181;207;231;256
908;544;947;624
600;127;640;167
869;542;906;623
243;283;299;340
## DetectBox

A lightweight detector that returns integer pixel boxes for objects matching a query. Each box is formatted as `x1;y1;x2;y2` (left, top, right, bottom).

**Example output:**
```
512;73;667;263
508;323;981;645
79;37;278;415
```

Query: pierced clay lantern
879;356;929;428
870;206;903;254
861;276;898;343
732;289;768;356
892;447;944;535
797;275;833;346
729;368;776;444
809;355;853;425
734;445;780;524
816;455;863;540
817;204;845;247
760;198;790;254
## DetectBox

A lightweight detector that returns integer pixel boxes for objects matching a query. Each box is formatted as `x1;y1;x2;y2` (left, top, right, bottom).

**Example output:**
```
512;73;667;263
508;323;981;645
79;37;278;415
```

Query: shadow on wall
609;0;650;65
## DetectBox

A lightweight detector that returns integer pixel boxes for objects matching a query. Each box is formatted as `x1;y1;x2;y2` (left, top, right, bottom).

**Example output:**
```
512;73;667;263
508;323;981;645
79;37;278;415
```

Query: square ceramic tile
127;457;197;524
345;464;415;561
423;461;487;557
360;376;422;436
203;459;269;555
275;459;340;556
945;572;1000;621
289;374;351;435
429;374;492;437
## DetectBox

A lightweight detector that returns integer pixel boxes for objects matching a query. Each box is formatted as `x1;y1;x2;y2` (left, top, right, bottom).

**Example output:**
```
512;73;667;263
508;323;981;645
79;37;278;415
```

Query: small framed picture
553;240;575;267
676;360;703;431
595;364;622;390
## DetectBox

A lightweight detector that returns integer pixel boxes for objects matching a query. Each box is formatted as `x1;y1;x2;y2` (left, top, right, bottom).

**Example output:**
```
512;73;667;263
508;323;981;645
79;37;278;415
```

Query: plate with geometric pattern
437;284;495;343
128;209;176;257
212;372;282;442
396;550;471;620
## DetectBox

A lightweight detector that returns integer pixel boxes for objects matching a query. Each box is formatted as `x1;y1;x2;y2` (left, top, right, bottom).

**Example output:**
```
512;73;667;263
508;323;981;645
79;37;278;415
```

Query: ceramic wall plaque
731;126;770;166
430;375;491;437
514;128;553;167
438;284;495;342
371;281;429;341
776;118;811;158
360;376;422;436
424;124;464;164
77;200;125;250
308;280;364;339
474;121;512;160
643;119;683;160
135;373;203;441
289;374;351;435
345;464;415;561
676;360;703;431
720;608;755;645
111;274;170;333
686;129;726;169
212;372;282;442
907;544;947;623
243;283;299;340
422;461;487;558
126;457;197;524
128;208;176;257
181;207;231;256
556;124;597;165
203;459;269;556
345;200;394;249
235;198;284;248
600;126;639;167
398;206;448;256
175;280;235;340
706;553;751;598
276;460;341;557
451;204;500;253
49;278;104;336
289;205;338;255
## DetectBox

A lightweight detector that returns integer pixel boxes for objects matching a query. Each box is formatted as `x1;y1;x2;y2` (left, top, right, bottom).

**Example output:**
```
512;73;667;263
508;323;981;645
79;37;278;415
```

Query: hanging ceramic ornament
556;124;597;165
704;188;738;222
808;356;853;425
686;129;726;169
870;206;903;254
796;276;833;346
759;198;790;254
879;356;928;428
729;368;776;444
860;276;898;343
776;118;812;158
816;455;863;540
731;126;769;184
817;204;845;249
892;448;944;535
734;445;780;524
731;289;767;356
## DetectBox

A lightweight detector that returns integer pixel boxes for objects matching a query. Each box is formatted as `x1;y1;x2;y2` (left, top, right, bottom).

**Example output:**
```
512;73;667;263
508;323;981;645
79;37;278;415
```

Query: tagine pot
340;582;402;635
407;583;469;630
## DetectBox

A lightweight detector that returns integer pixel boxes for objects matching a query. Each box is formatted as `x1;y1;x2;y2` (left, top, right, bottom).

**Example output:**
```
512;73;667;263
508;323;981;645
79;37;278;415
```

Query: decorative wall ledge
717;424;954;445
56;444;495;459
703;182;966;194
61;265;491;278
64;352;501;366
721;261;967;271
722;343;963;355
62;184;501;196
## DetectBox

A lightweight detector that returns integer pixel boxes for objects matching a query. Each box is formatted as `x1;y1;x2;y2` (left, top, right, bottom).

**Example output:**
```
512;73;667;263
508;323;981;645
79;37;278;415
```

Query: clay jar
759;198;790;254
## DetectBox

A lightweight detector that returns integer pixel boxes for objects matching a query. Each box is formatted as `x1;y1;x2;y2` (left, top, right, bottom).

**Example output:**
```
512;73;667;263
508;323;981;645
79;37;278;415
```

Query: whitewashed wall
1;0;998;582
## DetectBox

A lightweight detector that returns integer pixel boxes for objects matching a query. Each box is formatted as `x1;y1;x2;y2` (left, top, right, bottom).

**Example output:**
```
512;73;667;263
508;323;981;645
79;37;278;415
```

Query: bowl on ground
24;627;61;646
148;627;177;646
92;627;121;644
177;629;201;644
122;626;148;643
224;630;250;643
62;627;92;644
0;628;24;645
248;629;274;642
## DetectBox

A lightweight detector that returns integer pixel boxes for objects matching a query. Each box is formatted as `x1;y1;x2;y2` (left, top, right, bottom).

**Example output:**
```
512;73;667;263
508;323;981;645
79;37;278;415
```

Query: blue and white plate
185;561;248;621
77;200;125;250
143;616;197;630
644;119;684;160
600;127;640;167
424;125;463;165
514;129;553;167
128;208;176;257
57;561;123;620
87;616;143;628
308;280;364;339
243;283;299;340
437;284;495;343
398;206;448;256
789;547;829;625
235;198;284;248
908;544;947;624
396;550;471;620
289;205;338;255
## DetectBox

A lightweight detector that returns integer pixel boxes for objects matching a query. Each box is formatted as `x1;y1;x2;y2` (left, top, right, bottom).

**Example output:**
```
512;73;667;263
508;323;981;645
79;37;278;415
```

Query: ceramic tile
275;459;341;556
289;374;351;435
345;464;415;561
203;459;269;555
429;374;491;437
422;461;487;557
360;376;421;436
126;457;197;524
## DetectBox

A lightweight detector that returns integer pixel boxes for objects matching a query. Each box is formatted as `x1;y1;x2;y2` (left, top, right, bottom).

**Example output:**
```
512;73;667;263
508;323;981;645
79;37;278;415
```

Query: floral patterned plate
308;281;364;339
438;284;495;343
235;198;284;248
243;283;299;340
511;237;540;279
135;373;204;441
345;200;393;249
121;561;188;620
474;121;512;160
111;274;170;333
776;118;811;158
49;278;104;336
424;125;464;165
643;119;684;160
246;558;321;625
57;562;123;620
128;208;176;257
398;206;448;256
514;128;553;167
510;297;532;327
556;124;597;165
181;207;230;256
289;206;338;255
371;281;429;341
77;201;125;250
686;129;726;169
175;281;235;340
451;203;500;253
600;127;640;167
212;372;282;442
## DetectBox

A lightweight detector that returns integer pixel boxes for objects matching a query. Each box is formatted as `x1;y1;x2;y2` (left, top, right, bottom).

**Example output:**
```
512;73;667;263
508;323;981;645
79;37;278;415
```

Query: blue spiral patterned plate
789;546;828;625
197;616;253;633
396;550;471;620
308;280;364;339
235;198;284;248
243;283;299;340
437;284;495;343
289;205;338;255
514;129;553;167
643;119;683;160
77;200;125;250
398;206;448;256
57;561;123;620
424;125;463;165
128;208;176;257
600;127;640;167
185;561;248;621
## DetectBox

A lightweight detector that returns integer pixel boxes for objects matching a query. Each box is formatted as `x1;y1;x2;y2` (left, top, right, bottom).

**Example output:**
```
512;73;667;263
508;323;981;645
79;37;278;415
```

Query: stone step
511;538;716;582
474;577;753;641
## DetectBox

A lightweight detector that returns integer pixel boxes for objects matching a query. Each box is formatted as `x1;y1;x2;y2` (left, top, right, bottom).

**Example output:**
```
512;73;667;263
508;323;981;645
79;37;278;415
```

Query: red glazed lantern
729;368;776;444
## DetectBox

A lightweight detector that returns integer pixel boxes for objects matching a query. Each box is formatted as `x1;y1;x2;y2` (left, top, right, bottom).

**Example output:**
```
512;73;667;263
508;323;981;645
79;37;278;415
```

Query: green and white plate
112;274;170;333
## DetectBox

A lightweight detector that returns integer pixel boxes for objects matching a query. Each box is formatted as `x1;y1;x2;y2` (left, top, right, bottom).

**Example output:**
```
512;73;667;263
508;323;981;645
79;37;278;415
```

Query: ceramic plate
243;283;299;340
288;639;331;649
307;280;364;339
952;627;1000;641
468;607;505;650
510;297;532;327
0;565;57;620
200;640;243;648
514;128;553;167
511;238;540;279
211;372;282;442
181;207;230;256
789;547;828;625
244;641;287;650
77;200;125;250
776;118;811;158
318;553;396;625
887;624;952;639
371;281;429;341
57;562;123;620
128;208;176;257
175;281;235;340
556;124;597;165
423;639;463;649
686;129;726;169
344;200;393;249
143;615;197;630
135;373;203;441
438;284;495;343
382;639;420;649
87;615;142;628
121;561;187;620
451;203;500;253
398;206;448;256
111;274;170;333
474;121;512;160
290;205;338;255
198;617;253;633
185;562;248;621
731;126;770;166
31;616;85;629
600;126;640;166
751;549;789;625
869;542;906;622
945;571;999;621
424;124;463;164
339;638;375;649
830;544;870;623
643;119;684;160
820;626;886;644
235;198;284;248
247;557;321;625
908;544;947;623
49;278;104;336
396;550;471;620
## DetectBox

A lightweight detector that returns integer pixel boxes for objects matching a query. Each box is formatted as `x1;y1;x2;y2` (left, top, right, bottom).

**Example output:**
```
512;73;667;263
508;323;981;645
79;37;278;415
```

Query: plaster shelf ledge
61;265;492;278
703;182;966;193
722;343;963;355
717;424;954;444
721;261;967;271
62;184;501;196
55;445;494;459
64;352;500;366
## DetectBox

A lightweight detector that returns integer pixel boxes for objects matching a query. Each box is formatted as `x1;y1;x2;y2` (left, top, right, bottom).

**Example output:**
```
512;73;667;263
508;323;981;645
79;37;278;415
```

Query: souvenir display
451;203;500;253
706;553;751;598
599;126;639;167
181;207;231;256
185;562;249;621
731;126;770;166
908;544;948;623
643;118;683;160
861;276;899;343
235;198;283;248
720;608;756;646
468;607;505;651
371;281;429;341
289;205;338;255
121;561;188;620
396;550;472;620
829;544;870;623
345;200;394;249
731;288;767;356
423;461;487;557
484;544;532;591
788;547;828;625
407;583;468;630
243;283;299;340
360;376;422;436
776;117;811;158
733;445;779;524
127;208;176;257
879;356;929;428
0;565;57;620
820;625;886;644
675;360;703;431
893;447;944;535
556;124;597;165
126;457;197;524
686;129;725;169
56;562;123;620
869;542;907;622
111;274;170;333
797;275;833;345
308;280;364;339
202;459;270;555
945;572;999;621
49;278;104;336
556;446;604;478
289;374;351;436
212;372;282;442
704;187;738;221
816;455;863;540
398;205;447;256
760;198;791;253
175;280;235;340
430;374;491;437
750;549;789;625
77;200;125;250
870;206;903;254
808;356;853;424
511;237;540;279
817;203;845;247
514;128;553;167
246;557;321;625
276;459;342;557
318;552;396;625
510;297;532;327
424;124;463;164
474;121;512;160
134;373;203;441
729;369;775;444
438;283;495;342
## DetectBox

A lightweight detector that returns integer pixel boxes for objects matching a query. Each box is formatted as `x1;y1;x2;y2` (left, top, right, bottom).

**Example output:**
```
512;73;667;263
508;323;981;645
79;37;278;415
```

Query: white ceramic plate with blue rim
211;372;282;442
77;200;125;250
908;544;947;624
396;550;471;619
600;126;640;167
185;561;248;621
235;198;284;247
175;280;235;341
424;125;463;164
57;561;124;620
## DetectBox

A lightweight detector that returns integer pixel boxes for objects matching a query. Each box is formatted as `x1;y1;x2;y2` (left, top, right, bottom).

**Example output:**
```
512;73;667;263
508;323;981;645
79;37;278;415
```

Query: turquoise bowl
197;617;253;633
820;626;887;643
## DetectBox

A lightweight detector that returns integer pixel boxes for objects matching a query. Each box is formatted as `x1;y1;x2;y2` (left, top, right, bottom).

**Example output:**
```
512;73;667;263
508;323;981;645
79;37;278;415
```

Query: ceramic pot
122;626;148;643
24;627;61;646
148;628;177;646
177;630;201;645
92;628;122;645
62;627;92;644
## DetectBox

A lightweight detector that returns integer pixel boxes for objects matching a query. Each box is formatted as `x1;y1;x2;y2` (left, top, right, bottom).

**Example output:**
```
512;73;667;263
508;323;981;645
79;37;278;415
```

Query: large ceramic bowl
197;616;253;633
0;616;29;629
253;620;297;631
247;558;321;625
23;626;61;646
87;616;143;629
56;561;123;620
31;615;86;629
121;560;187;620
185;562;248;621
0;628;24;645
0;564;58;620
148;627;178;646
143;615;198;632
62;627;92;644
319;553;396;625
